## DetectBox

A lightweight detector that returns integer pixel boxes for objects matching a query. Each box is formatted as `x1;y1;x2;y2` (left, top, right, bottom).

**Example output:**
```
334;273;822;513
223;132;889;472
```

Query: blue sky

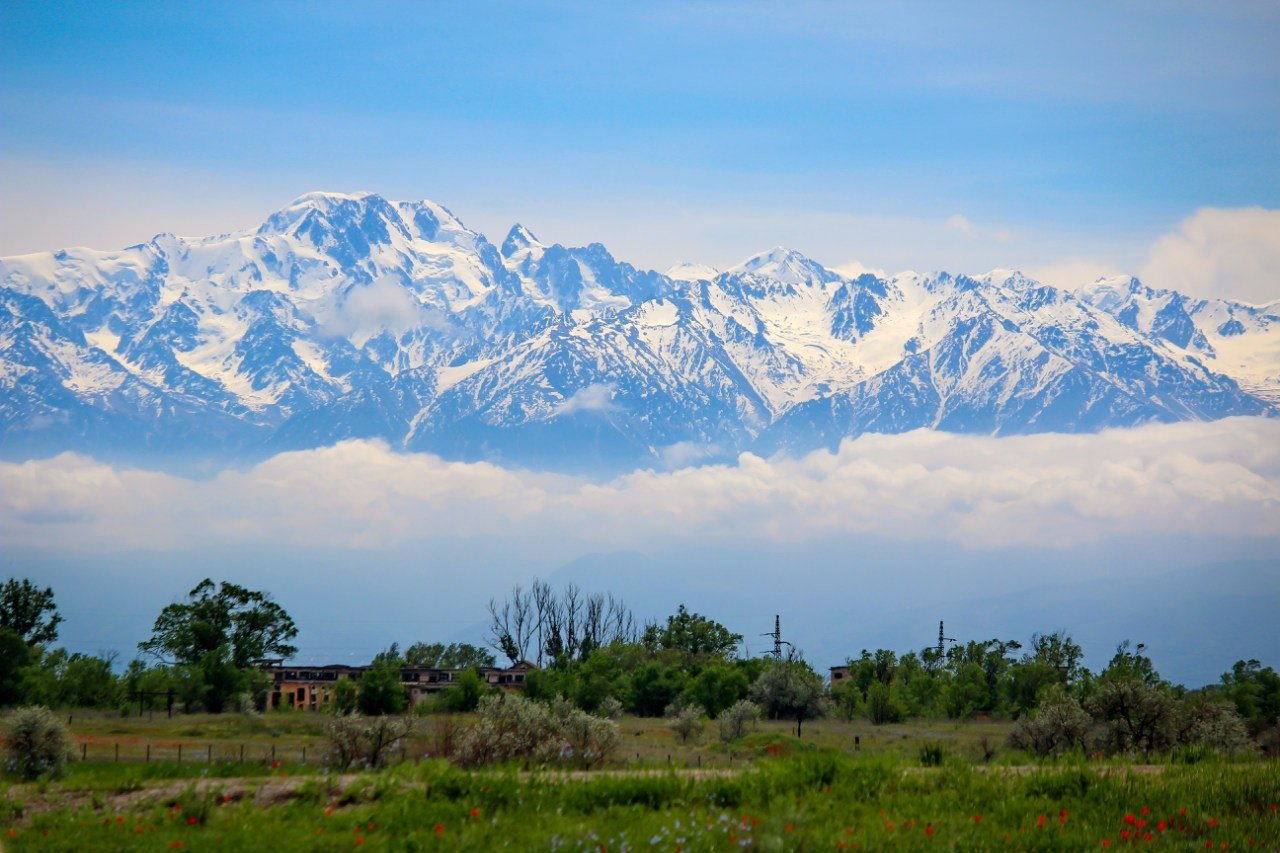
2;1;1278;279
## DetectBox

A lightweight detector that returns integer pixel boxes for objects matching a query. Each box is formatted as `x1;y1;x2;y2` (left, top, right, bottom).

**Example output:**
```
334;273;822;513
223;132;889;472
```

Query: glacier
1;191;1276;471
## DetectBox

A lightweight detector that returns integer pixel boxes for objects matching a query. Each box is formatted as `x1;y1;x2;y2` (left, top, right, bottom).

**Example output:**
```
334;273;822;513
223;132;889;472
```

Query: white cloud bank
1140;207;1280;305
3;418;1278;554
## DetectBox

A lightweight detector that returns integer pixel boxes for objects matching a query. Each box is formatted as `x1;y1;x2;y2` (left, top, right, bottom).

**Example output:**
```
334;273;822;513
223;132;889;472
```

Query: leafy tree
404;642;495;669
865;681;906;725
686;664;749;718
1026;631;1085;684
1218;659;1280;734
628;661;688;716
20;649;121;709
331;677;359;715
437;669;490;712
357;663;406;716
0;578;62;646
944;663;988;719
139;579;298;668
643;605;742;660
0;628;34;707
1102;640;1161;687
1087;677;1176;753
1004;661;1060;718
748;658;827;738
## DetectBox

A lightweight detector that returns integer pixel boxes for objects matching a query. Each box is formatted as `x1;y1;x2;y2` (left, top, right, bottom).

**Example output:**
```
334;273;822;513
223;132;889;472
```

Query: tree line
2;575;1278;756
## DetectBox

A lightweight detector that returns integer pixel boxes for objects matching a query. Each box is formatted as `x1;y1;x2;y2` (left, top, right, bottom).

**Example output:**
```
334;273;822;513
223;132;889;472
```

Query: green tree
865;681;906;725
0;578;62;646
357;663;406;716
1026;631;1085;684
0;628;34;707
747;659;827;738
1102;640;1161;687
1218;659;1280;734
686;664;749;718
404;642;495;669
643;605;742;660
438;669;489;712
331;677;359;715
139;579;298;669
628;661;687;716
945;663;988;719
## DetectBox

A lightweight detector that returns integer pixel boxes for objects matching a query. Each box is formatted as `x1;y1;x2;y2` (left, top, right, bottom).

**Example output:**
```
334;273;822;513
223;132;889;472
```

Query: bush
718;699;761;743
666;700;703;744
454;694;618;769
866;682;906;725
4;706;73;780
917;742;944;766
1008;686;1091;756
598;696;624;719
323;713;412;769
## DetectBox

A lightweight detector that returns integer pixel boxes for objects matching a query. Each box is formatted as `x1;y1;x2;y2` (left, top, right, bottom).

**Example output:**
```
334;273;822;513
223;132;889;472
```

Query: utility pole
762;614;792;660
937;621;955;660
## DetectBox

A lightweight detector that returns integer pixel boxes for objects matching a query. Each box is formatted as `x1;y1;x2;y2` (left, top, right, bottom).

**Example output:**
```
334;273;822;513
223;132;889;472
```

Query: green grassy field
56;710;1015;769
4;713;1278;850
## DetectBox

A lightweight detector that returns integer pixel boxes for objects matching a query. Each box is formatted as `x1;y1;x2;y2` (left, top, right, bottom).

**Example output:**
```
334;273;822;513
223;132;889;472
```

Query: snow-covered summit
1;192;1276;468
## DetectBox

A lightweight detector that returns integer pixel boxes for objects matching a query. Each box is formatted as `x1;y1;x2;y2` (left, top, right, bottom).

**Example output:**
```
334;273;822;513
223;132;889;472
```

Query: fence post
239;744;244;764
271;744;276;765
302;746;307;764
178;744;182;764
115;743;119;763
146;744;151;763
81;743;87;761
208;744;212;764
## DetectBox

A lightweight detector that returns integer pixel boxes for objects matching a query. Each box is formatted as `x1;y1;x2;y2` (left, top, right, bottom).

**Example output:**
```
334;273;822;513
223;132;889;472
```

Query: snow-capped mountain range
2;191;1277;469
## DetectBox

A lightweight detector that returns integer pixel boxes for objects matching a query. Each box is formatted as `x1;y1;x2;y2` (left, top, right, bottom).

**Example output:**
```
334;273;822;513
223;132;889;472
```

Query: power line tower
762;614;792;660
937;620;956;660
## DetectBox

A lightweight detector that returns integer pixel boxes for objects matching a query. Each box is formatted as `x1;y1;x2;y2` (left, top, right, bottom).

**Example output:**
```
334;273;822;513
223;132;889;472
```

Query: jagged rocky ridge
1;192;1277;469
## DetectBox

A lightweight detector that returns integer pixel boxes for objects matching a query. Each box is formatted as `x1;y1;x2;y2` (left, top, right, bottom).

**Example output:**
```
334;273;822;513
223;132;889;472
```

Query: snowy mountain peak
1;191;1276;469
665;261;719;282
501;223;544;258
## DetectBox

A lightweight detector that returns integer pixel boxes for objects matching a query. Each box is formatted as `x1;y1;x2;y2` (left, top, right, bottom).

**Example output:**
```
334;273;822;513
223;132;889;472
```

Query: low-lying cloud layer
4;418;1278;554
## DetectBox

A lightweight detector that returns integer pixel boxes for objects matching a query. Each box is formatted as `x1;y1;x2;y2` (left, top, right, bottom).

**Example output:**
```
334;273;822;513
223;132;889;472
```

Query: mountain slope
1;192;1275;468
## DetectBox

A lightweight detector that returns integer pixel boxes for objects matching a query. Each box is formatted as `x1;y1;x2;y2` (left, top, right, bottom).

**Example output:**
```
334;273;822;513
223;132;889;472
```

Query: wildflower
272;761;280;769
1145;833;1153;841
187;817;197;825
1037;816;1047;827
1158;821;1167;832
471;809;480;818
1102;842;1111;848
356;839;364;846
1208;818;1219;827
1124;814;1137;825
973;815;982;823
884;821;895;831
784;824;792;832
925;824;935;836
435;824;444;834
325;809;333;817
1142;807;1151;815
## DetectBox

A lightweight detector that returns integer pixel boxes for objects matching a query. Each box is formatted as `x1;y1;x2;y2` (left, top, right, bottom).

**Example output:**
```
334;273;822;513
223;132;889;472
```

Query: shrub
718;699;761;743
917;742;944;766
598;696;624;720
866;682;906;725
1008;686;1091;756
454;694;618;769
4;706;73;780
1177;695;1254;754
324;713;412;769
666;700;703;744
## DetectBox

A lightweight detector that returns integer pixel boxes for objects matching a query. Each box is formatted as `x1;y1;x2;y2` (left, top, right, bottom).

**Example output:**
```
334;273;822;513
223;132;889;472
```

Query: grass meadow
3;713;1278;850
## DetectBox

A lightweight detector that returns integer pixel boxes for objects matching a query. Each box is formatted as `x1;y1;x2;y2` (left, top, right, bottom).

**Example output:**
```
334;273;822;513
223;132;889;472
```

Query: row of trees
3;574;1279;757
